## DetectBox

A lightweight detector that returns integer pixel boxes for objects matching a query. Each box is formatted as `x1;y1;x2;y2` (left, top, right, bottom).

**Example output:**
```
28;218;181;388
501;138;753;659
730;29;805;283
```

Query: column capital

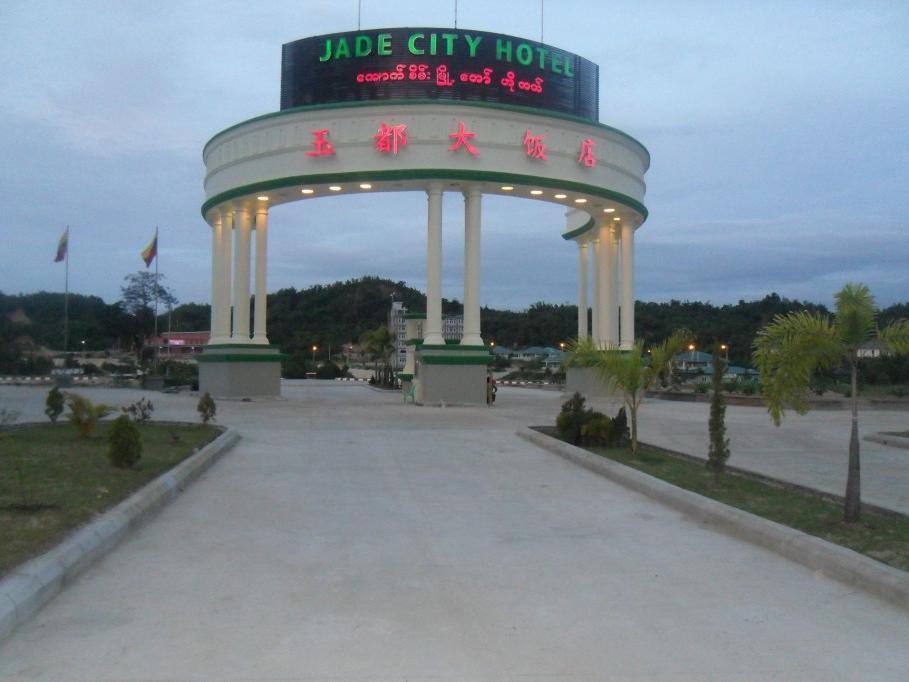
462;186;482;199
426;182;443;195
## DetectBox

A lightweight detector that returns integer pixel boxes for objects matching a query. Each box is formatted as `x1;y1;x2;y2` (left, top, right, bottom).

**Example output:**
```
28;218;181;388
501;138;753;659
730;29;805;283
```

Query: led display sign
280;28;599;122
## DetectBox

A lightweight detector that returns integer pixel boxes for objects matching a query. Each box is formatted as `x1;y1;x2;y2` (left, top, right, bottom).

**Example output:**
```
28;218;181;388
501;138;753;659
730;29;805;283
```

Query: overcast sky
1;0;906;311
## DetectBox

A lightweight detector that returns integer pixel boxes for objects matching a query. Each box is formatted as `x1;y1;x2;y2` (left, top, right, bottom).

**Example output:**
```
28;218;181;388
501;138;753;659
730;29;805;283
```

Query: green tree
360;325;396;387
120;271;178;345
45;386;65;423
753;283;909;522
707;351;730;481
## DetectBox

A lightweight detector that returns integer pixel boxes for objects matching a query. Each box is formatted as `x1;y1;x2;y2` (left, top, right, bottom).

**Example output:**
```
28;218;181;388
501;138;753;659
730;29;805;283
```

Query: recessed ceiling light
603;207;615;213
554;193;567;199
574;198;588;204
359;183;372;189
329;185;342;191
530;190;543;195
500;186;514;191
301;188;314;194
613;216;621;221
257;196;269;201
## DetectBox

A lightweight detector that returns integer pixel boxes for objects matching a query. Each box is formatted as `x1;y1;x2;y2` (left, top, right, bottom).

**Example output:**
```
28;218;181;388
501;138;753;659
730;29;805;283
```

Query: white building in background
389;302;464;371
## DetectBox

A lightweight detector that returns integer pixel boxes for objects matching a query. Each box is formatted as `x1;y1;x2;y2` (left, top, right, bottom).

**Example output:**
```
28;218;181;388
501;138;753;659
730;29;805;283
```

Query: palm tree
753;283;909;522
568;330;689;456
360;325;396;387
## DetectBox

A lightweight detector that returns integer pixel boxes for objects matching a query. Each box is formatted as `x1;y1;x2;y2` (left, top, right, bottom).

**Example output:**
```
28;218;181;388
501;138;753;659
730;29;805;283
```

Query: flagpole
153;226;159;339
64;225;69;354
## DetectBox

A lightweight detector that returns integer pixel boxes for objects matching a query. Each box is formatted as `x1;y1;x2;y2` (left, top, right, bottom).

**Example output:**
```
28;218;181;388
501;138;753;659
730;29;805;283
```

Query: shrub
107;414;142;468
707;354;731;480
891;387;907;398
45;386;65;423
64;392;112;439
581;414;612;445
611;407;630;445
694;383;709;394
315;360;344;379
122;397;154;424
741;382;757;396
722;380;739;393
197;392;216;424
556;392;589;445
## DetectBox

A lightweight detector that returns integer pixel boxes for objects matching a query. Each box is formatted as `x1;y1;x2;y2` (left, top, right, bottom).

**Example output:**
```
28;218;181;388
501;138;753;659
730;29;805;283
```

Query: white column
232;205;252;341
252;204;269;345
597;224;611;344
605;226;619;346
461;188;483;346
424;184;445;345
208;214;224;344
620;222;635;349
214;207;233;343
577;241;588;339
591;238;601;345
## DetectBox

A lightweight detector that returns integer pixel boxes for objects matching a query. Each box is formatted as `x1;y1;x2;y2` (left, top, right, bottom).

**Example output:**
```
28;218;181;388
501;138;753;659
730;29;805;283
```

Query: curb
865;432;909;451
0;427;241;644
516;427;909;612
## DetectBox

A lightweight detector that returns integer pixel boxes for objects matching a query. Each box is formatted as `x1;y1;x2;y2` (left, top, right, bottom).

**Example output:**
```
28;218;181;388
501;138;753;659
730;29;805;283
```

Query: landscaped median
0;422;240;642
517;426;909;611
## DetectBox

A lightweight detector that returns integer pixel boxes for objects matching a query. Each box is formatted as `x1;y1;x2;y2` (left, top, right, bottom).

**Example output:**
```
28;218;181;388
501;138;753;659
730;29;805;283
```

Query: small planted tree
595;329;691;456
64;392;112;439
107;414;142;468
707;351;731;481
122;397;154;424
556;392;590;445
197;392;216;424
754;283;909;521
45;386;65;423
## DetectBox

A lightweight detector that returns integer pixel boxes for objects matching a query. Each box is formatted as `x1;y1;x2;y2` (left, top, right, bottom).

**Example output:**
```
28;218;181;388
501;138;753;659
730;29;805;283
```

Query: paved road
1;383;908;680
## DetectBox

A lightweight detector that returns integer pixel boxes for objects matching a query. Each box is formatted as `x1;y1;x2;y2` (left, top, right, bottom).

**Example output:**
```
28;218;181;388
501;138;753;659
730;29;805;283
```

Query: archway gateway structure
199;27;649;403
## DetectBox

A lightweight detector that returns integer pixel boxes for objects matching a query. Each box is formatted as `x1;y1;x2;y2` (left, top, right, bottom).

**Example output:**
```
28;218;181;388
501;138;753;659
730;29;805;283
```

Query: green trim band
420;355;495;366
405;338;423;346
201;169;648;221
204;343;281;350
419;344;489;352
562;217;596;241
197;354;287;363
396;373;414;381
203;99;650;166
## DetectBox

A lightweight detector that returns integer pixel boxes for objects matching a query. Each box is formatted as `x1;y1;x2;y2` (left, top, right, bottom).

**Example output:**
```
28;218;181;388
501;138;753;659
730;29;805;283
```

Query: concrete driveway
0;383;907;680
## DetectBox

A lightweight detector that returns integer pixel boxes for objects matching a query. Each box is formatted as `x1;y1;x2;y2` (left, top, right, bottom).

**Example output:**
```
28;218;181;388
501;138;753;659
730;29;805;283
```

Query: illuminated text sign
281;28;599;122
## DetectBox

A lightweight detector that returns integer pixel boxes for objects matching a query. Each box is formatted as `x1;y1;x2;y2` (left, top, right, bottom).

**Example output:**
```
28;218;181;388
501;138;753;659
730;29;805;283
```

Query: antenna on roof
357;0;362;30
454;0;458;29
541;0;545;42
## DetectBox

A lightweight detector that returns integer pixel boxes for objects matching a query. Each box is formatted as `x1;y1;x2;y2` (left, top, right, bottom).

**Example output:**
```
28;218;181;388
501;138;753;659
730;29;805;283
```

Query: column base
251;334;270;345
460;334;484;347
198;345;286;398
565;366;624;412
415;346;493;406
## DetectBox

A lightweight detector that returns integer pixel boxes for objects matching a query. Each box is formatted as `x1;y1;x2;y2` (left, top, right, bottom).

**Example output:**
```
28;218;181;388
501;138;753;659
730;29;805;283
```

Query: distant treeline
2;278;907;374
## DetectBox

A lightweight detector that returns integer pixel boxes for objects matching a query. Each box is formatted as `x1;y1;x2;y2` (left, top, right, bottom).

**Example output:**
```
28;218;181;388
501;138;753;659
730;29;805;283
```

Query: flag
141;228;158;268
54;228;68;262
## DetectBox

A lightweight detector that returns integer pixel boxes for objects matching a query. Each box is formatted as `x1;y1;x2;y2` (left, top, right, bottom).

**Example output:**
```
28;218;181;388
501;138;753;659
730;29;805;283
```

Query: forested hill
3;279;907;368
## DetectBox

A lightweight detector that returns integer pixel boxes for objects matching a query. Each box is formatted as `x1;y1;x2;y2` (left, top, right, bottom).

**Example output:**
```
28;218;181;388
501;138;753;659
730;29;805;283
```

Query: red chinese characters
375;122;407;154
306;129;335;157
448;121;479;156
577;138;596;167
523;129;547;160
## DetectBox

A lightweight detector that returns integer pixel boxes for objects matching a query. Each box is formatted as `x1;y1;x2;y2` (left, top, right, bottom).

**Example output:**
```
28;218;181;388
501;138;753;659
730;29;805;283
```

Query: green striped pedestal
198;344;286;398
415;344;493;406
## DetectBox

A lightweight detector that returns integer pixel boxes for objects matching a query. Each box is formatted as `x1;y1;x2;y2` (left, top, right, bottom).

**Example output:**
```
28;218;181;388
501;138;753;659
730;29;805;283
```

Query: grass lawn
539;428;909;572
0;421;220;577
